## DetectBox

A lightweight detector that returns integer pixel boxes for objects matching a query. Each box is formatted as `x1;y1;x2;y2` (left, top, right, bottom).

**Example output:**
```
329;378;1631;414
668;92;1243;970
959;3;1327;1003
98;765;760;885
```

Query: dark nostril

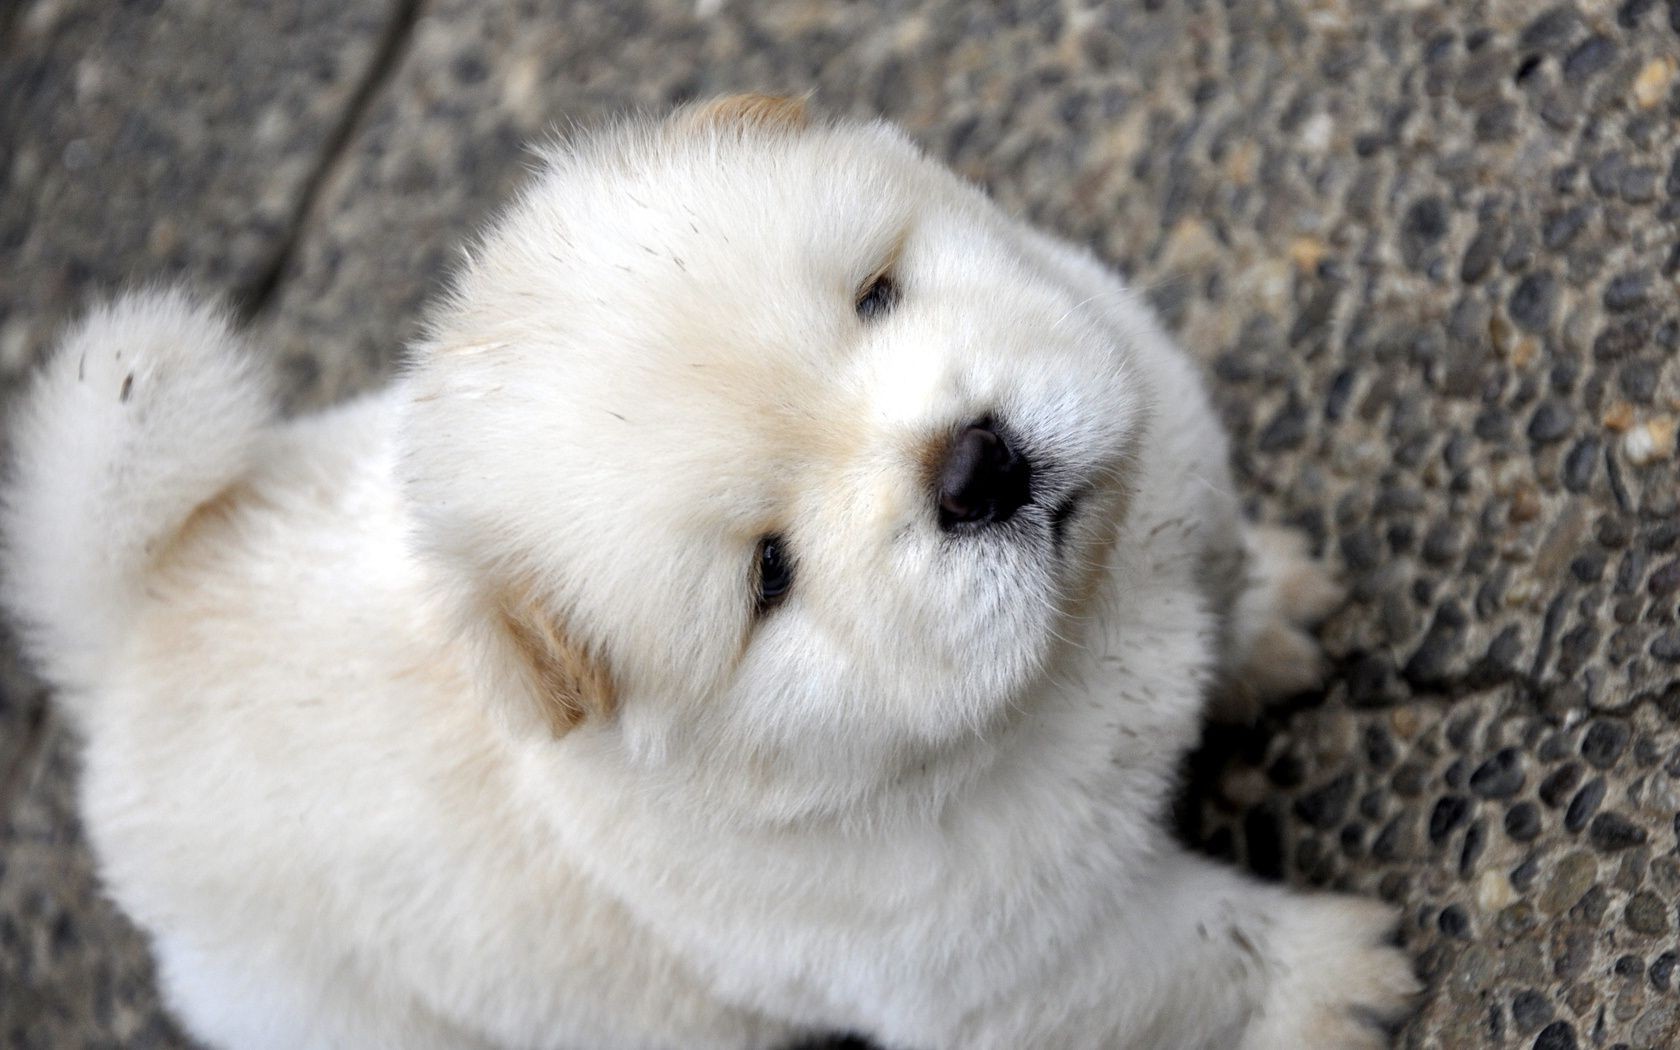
938;420;1032;530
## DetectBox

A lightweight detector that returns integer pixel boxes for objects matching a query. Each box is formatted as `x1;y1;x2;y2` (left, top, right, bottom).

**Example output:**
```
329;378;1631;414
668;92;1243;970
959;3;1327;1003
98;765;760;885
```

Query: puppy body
2;103;1414;1049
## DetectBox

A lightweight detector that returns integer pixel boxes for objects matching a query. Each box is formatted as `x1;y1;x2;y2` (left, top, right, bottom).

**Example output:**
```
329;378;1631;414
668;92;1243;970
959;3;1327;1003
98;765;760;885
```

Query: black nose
937;420;1032;530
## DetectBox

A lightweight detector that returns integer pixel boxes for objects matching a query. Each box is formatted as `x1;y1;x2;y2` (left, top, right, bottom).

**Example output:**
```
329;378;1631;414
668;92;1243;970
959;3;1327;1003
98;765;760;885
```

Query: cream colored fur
1;99;1416;1049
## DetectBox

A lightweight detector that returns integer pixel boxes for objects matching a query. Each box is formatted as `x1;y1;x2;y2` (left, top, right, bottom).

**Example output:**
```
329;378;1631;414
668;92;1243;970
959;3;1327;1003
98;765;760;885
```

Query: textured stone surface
6;0;1680;1047
1166;4;1680;1046
0;0;390;371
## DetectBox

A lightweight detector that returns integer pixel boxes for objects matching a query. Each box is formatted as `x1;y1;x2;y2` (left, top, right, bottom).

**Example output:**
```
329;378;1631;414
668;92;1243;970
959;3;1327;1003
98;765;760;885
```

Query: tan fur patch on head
684;92;810;134
495;583;616;736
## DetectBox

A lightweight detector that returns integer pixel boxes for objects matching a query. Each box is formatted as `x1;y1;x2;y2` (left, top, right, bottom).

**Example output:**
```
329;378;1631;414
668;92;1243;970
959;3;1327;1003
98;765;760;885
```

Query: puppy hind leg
153;933;494;1050
1209;524;1343;721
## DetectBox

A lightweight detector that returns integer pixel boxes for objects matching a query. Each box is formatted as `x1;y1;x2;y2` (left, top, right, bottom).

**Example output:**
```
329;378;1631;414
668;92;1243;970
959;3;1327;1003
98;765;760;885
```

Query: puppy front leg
960;847;1416;1050
1106;847;1415;1050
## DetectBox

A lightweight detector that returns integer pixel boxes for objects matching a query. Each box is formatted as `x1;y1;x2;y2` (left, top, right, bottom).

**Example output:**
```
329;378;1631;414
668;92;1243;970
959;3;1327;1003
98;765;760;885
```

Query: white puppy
1;96;1416;1049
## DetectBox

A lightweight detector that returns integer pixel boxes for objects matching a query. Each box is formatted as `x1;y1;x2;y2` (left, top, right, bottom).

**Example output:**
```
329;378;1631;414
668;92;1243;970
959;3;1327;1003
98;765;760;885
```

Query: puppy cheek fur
493;581;616;736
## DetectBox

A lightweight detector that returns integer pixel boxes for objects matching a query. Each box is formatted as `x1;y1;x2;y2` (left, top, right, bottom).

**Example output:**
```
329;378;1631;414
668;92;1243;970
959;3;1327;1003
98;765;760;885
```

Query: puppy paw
1252;525;1343;626
1240;894;1420;1050
1212;525;1343;720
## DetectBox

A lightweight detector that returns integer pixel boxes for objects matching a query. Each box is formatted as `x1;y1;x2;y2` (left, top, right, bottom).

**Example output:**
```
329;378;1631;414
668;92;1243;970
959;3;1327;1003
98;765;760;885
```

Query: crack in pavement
233;0;428;323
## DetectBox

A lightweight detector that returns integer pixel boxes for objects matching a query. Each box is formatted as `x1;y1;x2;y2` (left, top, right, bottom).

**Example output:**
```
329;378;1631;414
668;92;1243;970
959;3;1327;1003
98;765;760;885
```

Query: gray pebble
1588;812;1649;850
1512;989;1554;1032
1540;763;1583;807
1510;272;1559;332
1429;795;1471;844
1506;801;1543;841
1625;891;1671;935
1471;748;1526;798
1581;720;1631;768
1533;1020;1579;1050
1565;777;1606;830
1527;400;1575;443
1603;271;1650;311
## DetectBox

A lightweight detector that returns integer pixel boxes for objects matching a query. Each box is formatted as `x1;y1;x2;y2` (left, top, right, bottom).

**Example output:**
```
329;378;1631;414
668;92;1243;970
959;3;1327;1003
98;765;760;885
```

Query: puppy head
402;96;1150;803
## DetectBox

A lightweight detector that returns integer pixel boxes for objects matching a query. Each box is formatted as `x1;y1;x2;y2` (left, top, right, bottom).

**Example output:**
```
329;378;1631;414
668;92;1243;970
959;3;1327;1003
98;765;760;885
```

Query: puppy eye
854;272;898;321
754;535;794;613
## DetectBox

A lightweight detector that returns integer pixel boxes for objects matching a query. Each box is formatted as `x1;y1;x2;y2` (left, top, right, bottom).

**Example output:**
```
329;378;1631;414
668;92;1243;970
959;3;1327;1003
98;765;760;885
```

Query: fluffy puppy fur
1;96;1416;1049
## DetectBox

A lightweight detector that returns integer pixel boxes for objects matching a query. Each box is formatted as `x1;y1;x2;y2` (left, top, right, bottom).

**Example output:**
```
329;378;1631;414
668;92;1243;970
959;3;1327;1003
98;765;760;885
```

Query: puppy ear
493;583;616;736
684;92;811;134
